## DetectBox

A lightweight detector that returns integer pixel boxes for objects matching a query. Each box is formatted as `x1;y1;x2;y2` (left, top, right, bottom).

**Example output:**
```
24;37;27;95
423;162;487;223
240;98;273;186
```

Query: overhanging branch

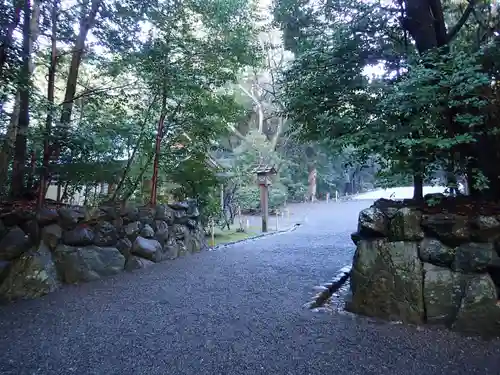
446;0;476;43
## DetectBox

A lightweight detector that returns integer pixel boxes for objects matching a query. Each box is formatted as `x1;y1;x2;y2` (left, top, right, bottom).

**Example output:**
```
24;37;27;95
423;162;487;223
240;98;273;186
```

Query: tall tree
10;0;33;195
274;0;500;200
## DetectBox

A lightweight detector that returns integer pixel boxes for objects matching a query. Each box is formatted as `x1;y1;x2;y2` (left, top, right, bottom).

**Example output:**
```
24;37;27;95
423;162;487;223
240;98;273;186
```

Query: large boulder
124;221;141;240
0;243;60;301
388;207;424;241
138;207;155;227
186;201;200;218
177;241;188;257
163;240;180;260
173;209;188;225
131;236;163;262
0;226;30;260
2;209;34;227
121;204;139;222
470;216;500;242
452;274;500;337
170;224;187;241
112;216;124;234
372;199;400;218
58;207;83;228
21;219;40;241
185;230;202;253
98;205;120;221
350;232;361;246
93;221;119;247
37;208;59;226
140;224;155;239
421;213;470;246
186;219;197;230
53;245;125;283
169;201;189;210
348;239;424;324
154;220;169;244
419;238;456;268
62;226;94;246
155;204;175;224
125;255;155;271
423;263;467;325
41;223;62;250
452;242;499;273
116;237;132;259
357;207;388;238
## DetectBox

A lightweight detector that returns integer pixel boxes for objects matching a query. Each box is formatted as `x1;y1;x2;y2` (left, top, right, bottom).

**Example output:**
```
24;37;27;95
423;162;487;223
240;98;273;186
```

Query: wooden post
220;184;224;211
210;219;215;247
238;205;243;231
255;165;276;233
260;184;269;232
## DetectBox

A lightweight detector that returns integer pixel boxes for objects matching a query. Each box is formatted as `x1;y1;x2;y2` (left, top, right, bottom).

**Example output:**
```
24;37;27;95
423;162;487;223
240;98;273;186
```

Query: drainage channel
304;265;352;311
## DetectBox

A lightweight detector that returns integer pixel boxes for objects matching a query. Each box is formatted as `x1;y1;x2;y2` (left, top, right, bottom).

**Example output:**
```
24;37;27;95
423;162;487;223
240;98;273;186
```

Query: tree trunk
10;0;33;197
413;173;424;201
150;86;167;206
38;0;59;209
239;84;264;133
53;0;102;154
0;0;23;82
26;150;36;191
308;165;317;202
56;181;62;203
0;92;19;195
403;0;477;197
1;0;40;197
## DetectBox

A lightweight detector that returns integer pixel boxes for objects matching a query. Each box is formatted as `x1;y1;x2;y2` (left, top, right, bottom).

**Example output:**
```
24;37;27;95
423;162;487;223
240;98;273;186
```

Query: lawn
206;223;262;247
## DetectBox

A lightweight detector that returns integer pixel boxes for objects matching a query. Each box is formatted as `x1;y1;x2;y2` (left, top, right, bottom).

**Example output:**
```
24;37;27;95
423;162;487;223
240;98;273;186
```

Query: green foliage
274;0;500;197
0;0;264;204
234;185;260;212
234;183;287;213
268;183;288;210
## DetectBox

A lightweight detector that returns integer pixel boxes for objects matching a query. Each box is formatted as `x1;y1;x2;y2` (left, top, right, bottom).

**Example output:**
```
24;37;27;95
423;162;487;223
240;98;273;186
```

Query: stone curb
208;223;301;251
303;265;352;309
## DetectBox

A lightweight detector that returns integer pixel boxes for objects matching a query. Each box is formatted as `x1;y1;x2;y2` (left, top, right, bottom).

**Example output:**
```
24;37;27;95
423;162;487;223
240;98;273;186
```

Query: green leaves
275;0;499;191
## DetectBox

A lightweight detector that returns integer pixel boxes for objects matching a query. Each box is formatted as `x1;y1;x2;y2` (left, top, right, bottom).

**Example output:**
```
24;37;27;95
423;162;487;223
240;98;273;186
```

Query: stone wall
0;201;206;302
349;198;500;337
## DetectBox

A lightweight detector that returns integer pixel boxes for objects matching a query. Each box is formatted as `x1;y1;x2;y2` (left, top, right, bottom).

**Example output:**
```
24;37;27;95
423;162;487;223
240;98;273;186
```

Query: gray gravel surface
1;200;500;375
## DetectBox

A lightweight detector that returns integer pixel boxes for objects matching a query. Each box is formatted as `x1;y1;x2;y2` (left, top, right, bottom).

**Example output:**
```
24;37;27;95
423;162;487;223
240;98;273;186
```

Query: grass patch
206;224;261;246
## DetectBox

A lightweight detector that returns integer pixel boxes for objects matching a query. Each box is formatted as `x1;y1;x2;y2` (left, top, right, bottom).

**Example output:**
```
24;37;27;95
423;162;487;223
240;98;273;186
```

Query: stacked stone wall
0;201;206;302
349;198;500;336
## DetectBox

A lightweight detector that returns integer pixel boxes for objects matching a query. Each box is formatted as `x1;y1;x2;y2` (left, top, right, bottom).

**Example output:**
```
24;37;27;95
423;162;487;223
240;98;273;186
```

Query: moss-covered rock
348;239;424;324
388;207;424;241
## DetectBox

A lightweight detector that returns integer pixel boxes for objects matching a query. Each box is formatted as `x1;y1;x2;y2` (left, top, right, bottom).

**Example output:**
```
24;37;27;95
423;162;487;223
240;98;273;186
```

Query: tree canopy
274;0;500;200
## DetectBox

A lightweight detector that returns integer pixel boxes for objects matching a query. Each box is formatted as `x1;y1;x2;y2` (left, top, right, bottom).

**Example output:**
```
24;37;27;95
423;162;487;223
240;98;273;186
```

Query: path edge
304;265;352;309
209;223;301;251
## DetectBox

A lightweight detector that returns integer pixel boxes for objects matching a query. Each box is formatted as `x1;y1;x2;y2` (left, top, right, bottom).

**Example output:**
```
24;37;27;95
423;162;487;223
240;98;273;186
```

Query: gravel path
1;200;500;375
